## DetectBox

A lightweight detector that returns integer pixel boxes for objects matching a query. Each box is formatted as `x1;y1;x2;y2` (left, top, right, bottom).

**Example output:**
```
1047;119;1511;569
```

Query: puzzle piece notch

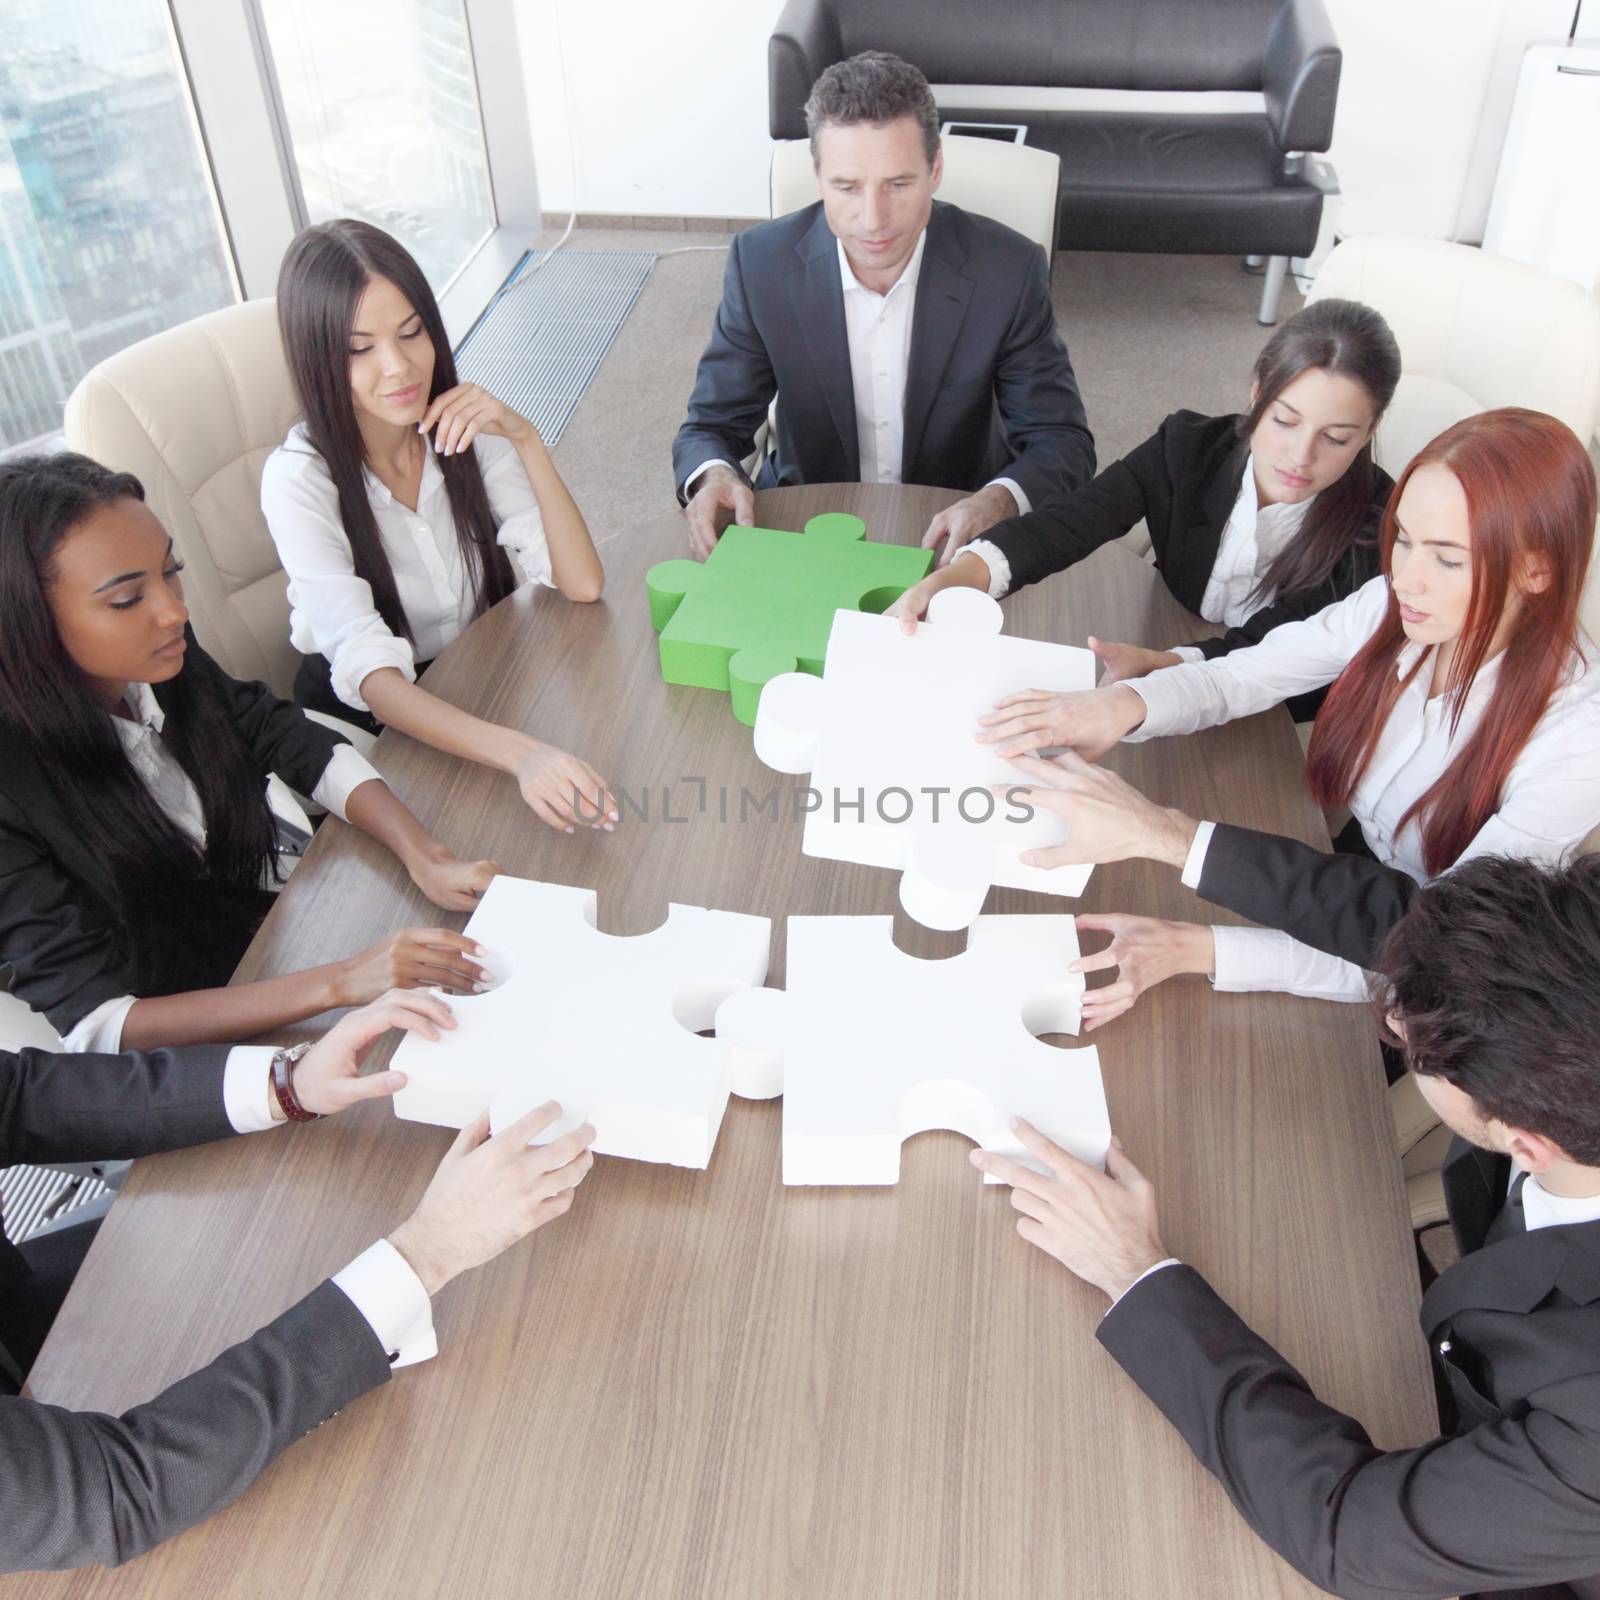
752;591;1098;927
391;876;772;1170
714;914;1104;1186
647;514;934;726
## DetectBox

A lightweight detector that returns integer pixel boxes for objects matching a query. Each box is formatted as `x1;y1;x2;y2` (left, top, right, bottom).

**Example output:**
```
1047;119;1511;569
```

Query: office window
0;0;234;453
254;0;497;290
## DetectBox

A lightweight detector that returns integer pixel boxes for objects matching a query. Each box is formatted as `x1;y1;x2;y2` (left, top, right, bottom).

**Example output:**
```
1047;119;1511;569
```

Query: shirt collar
836;228;928;301
112;679;165;751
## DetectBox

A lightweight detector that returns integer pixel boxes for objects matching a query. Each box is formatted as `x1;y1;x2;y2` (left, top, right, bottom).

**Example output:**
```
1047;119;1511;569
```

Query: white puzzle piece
390;876;771;1169
754;588;1098;930
714;913;1107;1186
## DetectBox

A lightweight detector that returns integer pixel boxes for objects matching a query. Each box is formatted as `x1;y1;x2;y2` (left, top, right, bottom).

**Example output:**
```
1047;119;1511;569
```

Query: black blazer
981;409;1391;659
0;633;353;1037
0;1044;390;1571
671;200;1095;509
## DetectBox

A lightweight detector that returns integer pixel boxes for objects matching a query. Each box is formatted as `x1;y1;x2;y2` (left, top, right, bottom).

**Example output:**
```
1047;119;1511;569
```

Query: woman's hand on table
888;551;992;635
513;740;618;833
977;682;1146;761
1072;913;1216;1032
332;928;494;1007
407;849;502;913
1089;636;1182;687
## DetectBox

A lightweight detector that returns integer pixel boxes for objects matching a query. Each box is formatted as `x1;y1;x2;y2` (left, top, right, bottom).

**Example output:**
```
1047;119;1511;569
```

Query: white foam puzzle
754;589;1099;930
390;876;771;1168
717;913;1108;1186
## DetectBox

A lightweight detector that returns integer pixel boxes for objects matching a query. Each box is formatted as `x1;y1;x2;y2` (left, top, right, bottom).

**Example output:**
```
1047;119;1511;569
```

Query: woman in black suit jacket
892;299;1401;715
0;453;500;1052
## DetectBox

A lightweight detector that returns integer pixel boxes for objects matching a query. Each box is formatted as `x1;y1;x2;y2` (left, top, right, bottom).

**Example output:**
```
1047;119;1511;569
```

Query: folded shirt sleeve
475;434;554;590
963;538;1013;599
1210;926;1374;1002
310;744;384;821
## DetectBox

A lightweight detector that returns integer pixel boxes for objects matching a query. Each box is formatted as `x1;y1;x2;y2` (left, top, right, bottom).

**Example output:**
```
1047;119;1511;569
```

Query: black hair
1376;853;1600;1166
275;219;514;644
1240;297;1402;604
0;453;279;985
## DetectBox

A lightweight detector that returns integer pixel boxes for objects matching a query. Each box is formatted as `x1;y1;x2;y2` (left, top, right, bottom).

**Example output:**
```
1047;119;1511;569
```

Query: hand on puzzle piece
514;740;618;833
920;483;1017;568
999;752;1198;872
684;465;755;561
977;681;1146;760
889;550;992;635
390;1101;596;1297
972;1123;1168;1302
333;928;495;1006
287;989;456;1117
1089;635;1183;687
1072;913;1217;1032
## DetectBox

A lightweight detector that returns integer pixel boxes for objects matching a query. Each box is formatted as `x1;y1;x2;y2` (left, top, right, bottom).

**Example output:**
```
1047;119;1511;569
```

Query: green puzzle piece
646;513;935;724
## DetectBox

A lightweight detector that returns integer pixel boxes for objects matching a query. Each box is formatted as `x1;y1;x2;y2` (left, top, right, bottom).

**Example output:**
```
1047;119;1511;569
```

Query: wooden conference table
23;484;1437;1599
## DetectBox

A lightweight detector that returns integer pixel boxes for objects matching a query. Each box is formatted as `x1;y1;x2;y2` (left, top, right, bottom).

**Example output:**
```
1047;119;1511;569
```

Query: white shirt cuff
1106;1257;1182;1313
962;539;1011;600
1166;645;1206;665
333;1239;438;1369
60;994;137;1054
495;512;556;590
986;476;1031;518
223;1046;283;1133
312;744;385;822
1180;820;1217;890
685;458;740;498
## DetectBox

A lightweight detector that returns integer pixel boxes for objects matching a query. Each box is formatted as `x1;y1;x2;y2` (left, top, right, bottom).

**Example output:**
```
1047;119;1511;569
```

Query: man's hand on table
684;465;755;561
971;1121;1169;1303
920;483;1016;568
389;1101;597;1297
998;751;1199;871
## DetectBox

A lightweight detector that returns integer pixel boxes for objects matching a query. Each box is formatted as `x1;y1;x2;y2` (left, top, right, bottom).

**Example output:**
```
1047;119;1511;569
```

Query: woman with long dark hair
0;453;500;1051
892;299;1401;716
262;219;614;833
982;408;1600;1027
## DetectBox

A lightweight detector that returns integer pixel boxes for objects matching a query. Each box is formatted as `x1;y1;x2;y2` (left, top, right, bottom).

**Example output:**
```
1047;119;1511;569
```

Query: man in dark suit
0;991;596;1572
975;834;1600;1596
672;51;1094;560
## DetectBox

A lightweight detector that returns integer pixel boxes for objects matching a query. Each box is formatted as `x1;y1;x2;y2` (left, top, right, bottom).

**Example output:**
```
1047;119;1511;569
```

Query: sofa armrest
1262;0;1341;153
769;0;843;140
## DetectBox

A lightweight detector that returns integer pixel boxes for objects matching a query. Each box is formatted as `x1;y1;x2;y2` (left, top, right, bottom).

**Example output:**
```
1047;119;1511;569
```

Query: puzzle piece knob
801;511;868;544
728;647;801;727
899;830;995;931
646;559;704;633
715;987;790;1099
753;671;826;773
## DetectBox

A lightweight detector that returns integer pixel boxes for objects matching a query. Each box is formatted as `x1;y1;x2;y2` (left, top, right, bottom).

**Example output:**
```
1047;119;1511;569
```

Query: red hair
1305;408;1595;876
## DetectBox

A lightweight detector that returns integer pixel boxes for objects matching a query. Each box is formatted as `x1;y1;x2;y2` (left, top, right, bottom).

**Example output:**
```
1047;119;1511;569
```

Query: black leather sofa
769;0;1342;322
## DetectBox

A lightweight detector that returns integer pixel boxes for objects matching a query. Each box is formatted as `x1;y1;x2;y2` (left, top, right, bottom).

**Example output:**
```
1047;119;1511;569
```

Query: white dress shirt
223;1046;436;1366
1139;574;1600;999
261;424;553;714
61;682;383;1055
687;229;1027;514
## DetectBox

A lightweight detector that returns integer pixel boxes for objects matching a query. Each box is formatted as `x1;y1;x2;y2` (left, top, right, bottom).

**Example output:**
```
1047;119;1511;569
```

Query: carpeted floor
538;224;1303;546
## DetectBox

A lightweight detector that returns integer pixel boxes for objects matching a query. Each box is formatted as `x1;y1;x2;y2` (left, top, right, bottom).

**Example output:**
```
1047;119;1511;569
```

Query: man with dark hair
973;852;1600;1599
672;50;1094;561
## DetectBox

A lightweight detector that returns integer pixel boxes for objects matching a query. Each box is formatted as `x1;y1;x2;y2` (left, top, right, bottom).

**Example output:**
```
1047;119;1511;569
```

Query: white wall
515;0;1595;235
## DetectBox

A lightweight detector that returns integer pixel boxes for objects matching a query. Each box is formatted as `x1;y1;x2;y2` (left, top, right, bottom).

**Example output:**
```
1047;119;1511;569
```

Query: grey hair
804;51;940;167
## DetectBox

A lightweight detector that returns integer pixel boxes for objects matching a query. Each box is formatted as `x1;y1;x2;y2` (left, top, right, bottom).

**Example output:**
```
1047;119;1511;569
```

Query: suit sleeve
980;425;1166;595
0;1280;391;1571
986;244;1094;509
671;234;776;501
186;639;346;800
1195;823;1418;970
0;1044;233;1168
1097;1264;1600;1600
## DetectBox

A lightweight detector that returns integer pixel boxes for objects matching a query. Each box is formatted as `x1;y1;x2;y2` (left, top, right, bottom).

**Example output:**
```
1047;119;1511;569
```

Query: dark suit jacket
982;409;1391;659
0;632;351;1037
671;200;1094;508
0;1045;391;1571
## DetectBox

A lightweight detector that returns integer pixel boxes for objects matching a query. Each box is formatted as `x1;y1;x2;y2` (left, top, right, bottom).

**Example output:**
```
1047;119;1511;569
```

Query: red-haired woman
979;407;1600;1027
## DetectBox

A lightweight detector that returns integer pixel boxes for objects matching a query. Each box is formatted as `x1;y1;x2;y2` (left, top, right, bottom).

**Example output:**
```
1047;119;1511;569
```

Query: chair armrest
769;0;843;139
1263;0;1341;153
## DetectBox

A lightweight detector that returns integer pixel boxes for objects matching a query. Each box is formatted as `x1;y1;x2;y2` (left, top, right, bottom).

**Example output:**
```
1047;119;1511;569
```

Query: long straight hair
1239;297;1401;603
0;454;279;960
1306;408;1596;876
275;220;515;643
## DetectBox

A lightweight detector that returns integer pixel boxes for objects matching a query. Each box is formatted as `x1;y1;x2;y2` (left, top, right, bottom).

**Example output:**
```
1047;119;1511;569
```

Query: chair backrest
1306;234;1600;648
770;135;1061;260
64;298;303;699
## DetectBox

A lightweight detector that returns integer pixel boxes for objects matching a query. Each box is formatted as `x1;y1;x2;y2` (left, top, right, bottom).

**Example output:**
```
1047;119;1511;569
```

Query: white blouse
1131;574;1600;1000
261;424;553;714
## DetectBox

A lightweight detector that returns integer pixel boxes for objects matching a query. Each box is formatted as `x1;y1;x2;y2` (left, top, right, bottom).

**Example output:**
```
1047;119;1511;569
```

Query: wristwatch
270;1041;321;1122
